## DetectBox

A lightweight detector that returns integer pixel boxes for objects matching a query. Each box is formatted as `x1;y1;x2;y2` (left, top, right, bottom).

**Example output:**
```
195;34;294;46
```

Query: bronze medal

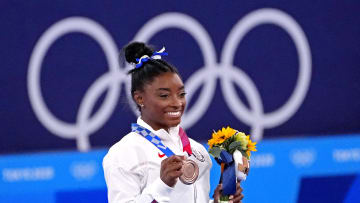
179;159;199;185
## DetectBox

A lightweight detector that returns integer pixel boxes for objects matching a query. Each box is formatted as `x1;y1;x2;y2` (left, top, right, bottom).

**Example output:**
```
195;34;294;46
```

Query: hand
230;182;244;203
213;182;244;203
213;184;222;203
160;155;185;187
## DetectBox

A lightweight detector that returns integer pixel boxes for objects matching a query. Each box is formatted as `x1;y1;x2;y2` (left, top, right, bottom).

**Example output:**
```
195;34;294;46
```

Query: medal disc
179;159;199;185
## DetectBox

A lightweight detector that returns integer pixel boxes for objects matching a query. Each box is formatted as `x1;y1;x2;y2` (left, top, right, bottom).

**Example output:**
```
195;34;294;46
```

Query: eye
179;92;187;98
159;94;169;98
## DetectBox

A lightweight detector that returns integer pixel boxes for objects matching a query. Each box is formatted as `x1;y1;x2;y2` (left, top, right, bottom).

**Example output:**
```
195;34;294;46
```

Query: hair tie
134;47;168;68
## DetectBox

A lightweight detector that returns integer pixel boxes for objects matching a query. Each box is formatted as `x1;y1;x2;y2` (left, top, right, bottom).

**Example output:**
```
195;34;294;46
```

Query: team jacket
103;117;212;203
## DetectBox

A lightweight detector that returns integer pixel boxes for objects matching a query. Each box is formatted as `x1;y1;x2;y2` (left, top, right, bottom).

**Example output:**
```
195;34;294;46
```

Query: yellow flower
207;138;217;148
246;135;257;157
208;127;236;148
218;127;236;140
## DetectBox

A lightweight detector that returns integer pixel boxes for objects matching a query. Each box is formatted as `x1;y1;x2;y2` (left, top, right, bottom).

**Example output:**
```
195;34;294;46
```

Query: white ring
28;17;121;151
27;9;312;150
221;8;312;132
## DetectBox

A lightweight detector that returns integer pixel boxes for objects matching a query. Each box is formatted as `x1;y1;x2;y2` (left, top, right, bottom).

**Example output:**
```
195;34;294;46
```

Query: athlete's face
134;72;186;131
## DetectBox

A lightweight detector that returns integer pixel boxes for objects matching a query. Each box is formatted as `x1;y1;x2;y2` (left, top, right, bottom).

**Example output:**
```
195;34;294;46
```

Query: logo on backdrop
290;149;317;168
28;8;312;151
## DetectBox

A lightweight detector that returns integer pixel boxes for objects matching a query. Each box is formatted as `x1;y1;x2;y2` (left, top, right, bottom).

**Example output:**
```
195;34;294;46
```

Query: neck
141;116;169;133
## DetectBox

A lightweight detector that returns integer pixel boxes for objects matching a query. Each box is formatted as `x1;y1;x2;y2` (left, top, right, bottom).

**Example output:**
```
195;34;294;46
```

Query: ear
133;90;144;106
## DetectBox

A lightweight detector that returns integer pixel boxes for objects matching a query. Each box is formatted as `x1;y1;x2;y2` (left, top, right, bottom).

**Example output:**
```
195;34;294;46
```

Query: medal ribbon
131;123;192;157
179;127;192;155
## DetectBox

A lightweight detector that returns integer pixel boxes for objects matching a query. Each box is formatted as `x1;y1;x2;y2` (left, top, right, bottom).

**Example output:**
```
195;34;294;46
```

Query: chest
142;141;210;184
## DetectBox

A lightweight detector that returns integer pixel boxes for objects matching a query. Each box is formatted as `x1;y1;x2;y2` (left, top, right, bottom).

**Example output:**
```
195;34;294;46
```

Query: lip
166;111;182;118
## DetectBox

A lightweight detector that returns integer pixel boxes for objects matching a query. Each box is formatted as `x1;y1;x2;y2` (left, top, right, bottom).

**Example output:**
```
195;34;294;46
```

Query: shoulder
189;138;208;154
107;131;147;154
103;132;149;170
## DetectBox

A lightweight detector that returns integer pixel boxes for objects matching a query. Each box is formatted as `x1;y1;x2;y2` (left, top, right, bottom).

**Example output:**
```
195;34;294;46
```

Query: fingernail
229;195;234;199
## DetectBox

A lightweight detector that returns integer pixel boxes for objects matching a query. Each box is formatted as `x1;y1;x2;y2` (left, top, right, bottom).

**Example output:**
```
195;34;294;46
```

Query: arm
103;161;173;203
103;153;186;203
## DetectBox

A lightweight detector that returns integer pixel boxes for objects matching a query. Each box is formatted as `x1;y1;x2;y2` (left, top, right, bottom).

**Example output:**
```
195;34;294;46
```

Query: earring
140;104;144;108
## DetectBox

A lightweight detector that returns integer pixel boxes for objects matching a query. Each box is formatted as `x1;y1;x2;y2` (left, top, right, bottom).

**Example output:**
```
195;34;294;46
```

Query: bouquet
208;127;257;202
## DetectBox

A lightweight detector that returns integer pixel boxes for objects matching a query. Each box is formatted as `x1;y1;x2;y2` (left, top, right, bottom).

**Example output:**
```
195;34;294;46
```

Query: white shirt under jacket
103;117;212;203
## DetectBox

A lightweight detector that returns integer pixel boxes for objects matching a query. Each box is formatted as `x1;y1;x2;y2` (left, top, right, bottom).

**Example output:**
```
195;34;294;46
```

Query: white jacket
103;117;212;203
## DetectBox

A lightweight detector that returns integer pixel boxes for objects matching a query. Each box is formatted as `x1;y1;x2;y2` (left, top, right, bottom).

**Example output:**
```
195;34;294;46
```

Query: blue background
1;1;360;202
1;137;360;202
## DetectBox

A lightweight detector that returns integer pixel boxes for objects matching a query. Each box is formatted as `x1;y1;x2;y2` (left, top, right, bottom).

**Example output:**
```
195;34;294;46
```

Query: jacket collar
136;117;180;144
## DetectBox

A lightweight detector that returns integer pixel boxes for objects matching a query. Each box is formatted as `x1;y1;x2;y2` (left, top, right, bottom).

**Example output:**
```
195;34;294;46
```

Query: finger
168;170;183;179
168;160;184;170
232;194;244;202
163;157;184;168
236;182;243;193
235;187;241;196
171;155;186;162
163;156;176;164
233;186;241;196
161;156;176;167
213;184;222;198
216;184;222;191
163;163;183;176
164;163;183;177
166;162;184;174
233;183;243;200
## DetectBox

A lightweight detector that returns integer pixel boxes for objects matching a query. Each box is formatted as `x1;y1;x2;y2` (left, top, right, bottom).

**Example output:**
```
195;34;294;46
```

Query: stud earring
140;104;144;108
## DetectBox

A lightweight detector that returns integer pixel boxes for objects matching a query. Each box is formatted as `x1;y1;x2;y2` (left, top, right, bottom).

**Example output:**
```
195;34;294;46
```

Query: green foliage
241;150;249;159
208;146;222;158
220;195;230;201
228;141;241;154
222;135;235;151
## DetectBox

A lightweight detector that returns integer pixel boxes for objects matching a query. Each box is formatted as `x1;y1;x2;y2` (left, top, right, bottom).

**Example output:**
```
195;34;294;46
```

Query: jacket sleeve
103;161;173;203
103;135;175;203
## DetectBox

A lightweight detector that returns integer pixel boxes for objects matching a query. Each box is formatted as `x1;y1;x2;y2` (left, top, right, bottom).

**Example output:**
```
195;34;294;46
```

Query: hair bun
124;42;154;64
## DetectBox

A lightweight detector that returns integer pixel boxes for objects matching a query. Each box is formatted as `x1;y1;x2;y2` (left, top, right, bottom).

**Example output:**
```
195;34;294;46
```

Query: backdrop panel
0;1;359;153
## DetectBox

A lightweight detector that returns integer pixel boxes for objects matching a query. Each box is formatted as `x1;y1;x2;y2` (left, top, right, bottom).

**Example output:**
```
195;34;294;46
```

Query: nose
170;96;184;109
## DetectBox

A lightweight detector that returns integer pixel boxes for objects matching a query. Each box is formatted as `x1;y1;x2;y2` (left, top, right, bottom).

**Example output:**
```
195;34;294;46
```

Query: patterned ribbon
131;123;192;157
131;123;193;203
135;47;168;68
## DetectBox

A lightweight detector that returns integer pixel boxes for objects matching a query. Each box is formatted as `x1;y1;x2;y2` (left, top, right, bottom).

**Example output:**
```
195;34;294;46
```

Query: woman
103;42;243;203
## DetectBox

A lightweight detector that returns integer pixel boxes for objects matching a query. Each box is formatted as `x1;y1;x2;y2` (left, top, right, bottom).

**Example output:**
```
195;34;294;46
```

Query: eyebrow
157;88;170;92
156;86;185;91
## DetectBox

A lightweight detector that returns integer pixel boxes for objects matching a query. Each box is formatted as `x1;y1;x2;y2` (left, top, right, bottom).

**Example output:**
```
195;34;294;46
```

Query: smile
167;111;181;117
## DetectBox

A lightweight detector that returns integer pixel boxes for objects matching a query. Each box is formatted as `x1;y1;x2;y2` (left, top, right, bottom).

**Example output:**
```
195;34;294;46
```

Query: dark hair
123;42;179;107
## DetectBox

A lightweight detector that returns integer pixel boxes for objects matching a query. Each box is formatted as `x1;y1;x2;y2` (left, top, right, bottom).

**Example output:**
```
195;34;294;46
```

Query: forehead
146;72;184;91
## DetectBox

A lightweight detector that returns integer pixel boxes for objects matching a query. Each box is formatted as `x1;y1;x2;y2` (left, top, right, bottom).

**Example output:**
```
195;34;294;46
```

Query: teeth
167;111;180;116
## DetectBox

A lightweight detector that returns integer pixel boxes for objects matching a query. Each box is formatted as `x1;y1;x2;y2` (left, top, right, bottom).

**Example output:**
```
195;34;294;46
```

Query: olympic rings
28;9;312;151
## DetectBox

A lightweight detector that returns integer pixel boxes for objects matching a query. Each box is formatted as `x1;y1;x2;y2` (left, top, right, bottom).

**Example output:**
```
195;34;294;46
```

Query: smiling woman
102;42;244;203
135;72;186;131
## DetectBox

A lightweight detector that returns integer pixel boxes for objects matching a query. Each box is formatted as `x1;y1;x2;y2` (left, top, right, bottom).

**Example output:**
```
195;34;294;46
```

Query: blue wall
1;136;360;202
